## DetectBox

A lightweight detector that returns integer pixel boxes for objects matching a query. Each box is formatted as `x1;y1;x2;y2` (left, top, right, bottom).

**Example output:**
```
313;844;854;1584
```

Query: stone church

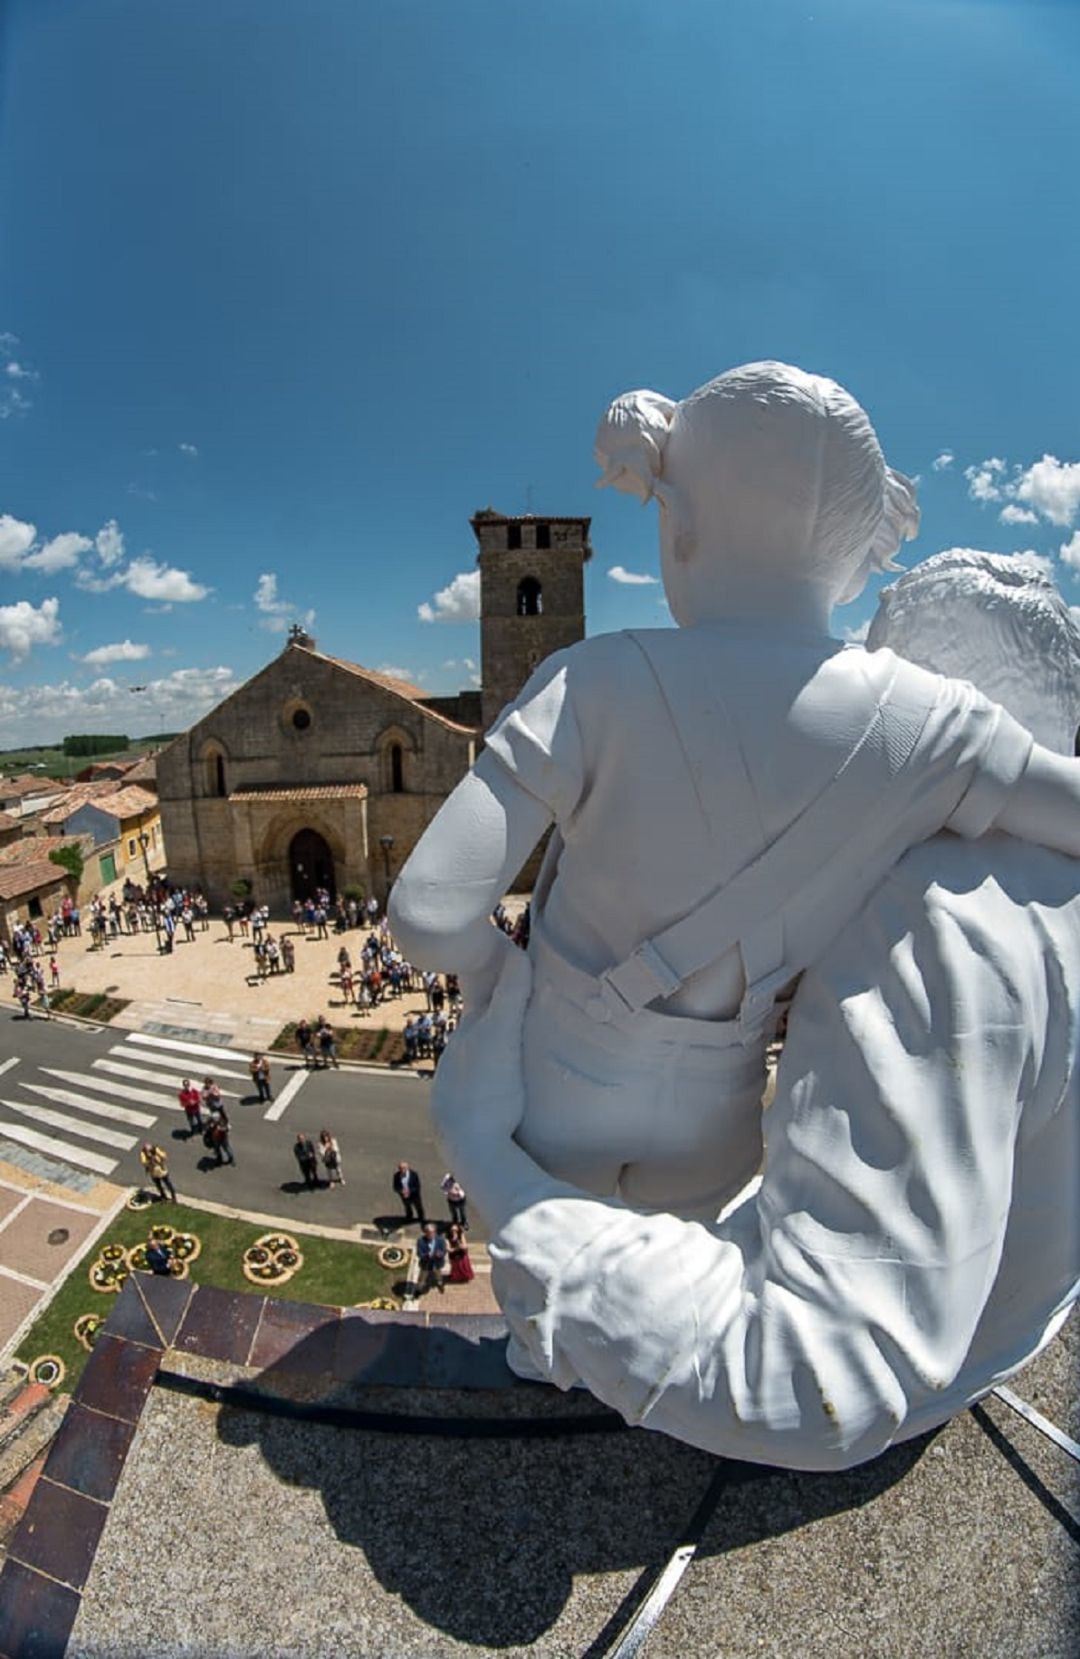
157;510;590;911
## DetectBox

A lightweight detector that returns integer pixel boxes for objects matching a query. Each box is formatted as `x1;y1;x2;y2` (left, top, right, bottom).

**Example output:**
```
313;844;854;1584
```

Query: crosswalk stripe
0;1097;137;1151
263;1066;310;1122
21;1083;157;1129
108;1045;249;1084
126;1032;247;1065
40;1068;180;1111
0;1119;118;1175
94;1059;241;1099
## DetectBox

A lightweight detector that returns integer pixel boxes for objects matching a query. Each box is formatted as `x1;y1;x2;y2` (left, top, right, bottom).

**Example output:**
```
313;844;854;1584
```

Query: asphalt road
0;1009;481;1238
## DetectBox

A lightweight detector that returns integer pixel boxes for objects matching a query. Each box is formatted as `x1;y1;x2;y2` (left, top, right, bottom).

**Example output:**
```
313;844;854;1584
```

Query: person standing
140;1142;177;1202
207;1103;235;1167
441;1173;468;1230
250;1052;272;1102
294;1132;320;1190
295;1017;315;1068
446;1222;474;1284
393;1161;424;1225
320;1129;344;1186
416;1223;448;1295
317;1017;339;1070
281;935;296;974
178;1078;203;1137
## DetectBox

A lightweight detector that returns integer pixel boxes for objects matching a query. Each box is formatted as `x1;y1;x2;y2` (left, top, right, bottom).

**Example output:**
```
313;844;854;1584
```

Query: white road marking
108;1045;249;1083
262;1067;310;1122
0;1119;118;1175
93;1058;240;1097
21;1083;156;1128
0;1058;19;1079
0;1097;137;1150
0;1263;49;1291
126;1032;247;1064
40;1068;179;1111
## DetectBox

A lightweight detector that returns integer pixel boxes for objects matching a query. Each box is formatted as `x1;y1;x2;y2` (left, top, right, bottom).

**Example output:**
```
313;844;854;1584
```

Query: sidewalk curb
0;992;435;1077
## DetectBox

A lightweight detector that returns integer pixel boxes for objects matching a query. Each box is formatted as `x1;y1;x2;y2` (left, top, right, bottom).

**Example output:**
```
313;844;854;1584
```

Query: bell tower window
517;576;543;616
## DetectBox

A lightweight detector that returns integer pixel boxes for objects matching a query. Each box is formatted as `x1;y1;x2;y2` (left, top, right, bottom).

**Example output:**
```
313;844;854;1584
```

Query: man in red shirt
178;1078;202;1138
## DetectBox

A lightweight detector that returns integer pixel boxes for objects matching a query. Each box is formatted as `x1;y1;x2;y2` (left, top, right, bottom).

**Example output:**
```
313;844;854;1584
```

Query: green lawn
16;1199;402;1391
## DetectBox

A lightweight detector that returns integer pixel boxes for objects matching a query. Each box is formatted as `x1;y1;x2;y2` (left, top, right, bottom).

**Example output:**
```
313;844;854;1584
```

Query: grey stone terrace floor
56;1304;1080;1658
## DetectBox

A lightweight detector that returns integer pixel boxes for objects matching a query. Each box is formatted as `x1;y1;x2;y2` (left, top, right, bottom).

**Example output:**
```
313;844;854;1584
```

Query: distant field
0;737;170;781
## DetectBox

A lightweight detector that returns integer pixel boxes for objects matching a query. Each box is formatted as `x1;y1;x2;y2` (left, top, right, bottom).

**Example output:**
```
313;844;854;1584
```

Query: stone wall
157;645;475;912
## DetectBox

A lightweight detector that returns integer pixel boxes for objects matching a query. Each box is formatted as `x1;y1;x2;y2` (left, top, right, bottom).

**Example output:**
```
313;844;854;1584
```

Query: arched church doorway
289;828;335;902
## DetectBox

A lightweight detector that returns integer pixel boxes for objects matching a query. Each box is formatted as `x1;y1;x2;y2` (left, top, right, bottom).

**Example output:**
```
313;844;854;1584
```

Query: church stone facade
157;510;591;912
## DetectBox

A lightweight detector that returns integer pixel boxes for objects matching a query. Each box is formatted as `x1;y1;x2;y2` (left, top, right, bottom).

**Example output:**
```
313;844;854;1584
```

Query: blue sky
2;0;1080;746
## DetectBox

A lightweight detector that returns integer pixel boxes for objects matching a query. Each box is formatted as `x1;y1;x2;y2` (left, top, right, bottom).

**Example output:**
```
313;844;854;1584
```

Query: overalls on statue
515;631;945;1221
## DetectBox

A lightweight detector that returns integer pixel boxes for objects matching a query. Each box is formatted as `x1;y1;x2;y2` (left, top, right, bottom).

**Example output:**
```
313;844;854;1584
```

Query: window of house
535;522;550;549
390;743;404;793
517;576;543;616
507;522;522;550
128;839;137;857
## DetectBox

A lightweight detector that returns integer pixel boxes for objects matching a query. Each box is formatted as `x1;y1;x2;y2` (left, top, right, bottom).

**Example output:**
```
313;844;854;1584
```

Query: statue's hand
433;939;532;1160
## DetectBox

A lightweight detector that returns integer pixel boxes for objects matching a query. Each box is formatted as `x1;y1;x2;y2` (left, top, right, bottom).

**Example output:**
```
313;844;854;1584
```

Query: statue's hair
869;548;1080;754
594;362;919;602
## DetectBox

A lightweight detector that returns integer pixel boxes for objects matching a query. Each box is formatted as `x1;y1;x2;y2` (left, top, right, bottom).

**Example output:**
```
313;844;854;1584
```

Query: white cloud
843;620;871;643
253;571;314;634
123;556;209;603
0;513;37;570
608;565;659;585
964;458;1006;504
23;531;92;573
95;519;125;567
0;664;240;748
74;569;122;594
0;596;62;662
178;442;198;457
442;656;482;687
1059;531;1080;573
931;451;955;472
1014;455;1080;528
80;639;151;666
998;504;1039;526
375;663;422;684
0;334;36;418
418;569;481;623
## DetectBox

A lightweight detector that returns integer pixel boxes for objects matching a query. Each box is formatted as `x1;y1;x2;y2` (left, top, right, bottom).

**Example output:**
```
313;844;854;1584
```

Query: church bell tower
473;510;591;731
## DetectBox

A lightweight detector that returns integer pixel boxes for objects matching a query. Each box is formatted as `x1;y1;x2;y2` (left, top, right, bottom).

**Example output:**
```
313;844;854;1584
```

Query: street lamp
379;834;395;899
137;820;161;950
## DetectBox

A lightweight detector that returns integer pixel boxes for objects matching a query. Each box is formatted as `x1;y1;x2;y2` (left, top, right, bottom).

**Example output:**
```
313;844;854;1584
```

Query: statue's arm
991;744;1080;855
389;748;552;977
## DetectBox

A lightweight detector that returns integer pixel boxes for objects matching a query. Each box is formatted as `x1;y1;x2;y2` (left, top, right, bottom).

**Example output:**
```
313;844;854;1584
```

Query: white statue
390;364;1080;1469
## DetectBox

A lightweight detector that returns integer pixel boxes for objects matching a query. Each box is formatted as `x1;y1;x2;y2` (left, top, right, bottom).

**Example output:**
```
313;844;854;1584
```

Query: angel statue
391;364;1080;1469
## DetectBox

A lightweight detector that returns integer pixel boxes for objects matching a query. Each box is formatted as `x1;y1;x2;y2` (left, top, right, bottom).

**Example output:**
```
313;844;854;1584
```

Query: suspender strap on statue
589;635;941;1039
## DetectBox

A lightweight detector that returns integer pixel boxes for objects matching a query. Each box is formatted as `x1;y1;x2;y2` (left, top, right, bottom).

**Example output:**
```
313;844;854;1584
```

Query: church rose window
292;707;312;731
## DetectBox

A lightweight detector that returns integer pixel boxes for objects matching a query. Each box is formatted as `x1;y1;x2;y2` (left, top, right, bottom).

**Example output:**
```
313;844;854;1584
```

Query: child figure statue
391;362;1080;1223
